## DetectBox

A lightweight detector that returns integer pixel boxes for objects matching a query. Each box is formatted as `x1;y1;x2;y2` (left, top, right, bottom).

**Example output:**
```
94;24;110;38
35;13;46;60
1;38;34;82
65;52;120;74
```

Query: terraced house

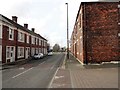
0;14;47;64
70;2;120;64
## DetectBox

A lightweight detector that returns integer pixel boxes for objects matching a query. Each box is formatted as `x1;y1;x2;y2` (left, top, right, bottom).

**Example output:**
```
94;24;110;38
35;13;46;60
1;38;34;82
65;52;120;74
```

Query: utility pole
65;3;69;59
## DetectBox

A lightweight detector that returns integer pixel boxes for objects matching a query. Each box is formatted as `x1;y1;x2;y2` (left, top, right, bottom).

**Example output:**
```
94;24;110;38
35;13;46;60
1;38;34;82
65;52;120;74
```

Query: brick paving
50;68;71;88
70;68;118;88
50;53;119;89
67;54;119;88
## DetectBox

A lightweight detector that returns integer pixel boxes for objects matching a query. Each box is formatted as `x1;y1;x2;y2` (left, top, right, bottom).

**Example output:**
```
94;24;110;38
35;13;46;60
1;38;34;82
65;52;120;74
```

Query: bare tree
53;44;60;52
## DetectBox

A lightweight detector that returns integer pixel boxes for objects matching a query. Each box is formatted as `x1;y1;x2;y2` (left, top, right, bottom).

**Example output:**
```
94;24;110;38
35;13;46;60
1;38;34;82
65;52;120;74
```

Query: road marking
19;67;25;70
47;67;60;88
12;67;33;79
50;65;54;70
54;76;64;79
39;61;46;65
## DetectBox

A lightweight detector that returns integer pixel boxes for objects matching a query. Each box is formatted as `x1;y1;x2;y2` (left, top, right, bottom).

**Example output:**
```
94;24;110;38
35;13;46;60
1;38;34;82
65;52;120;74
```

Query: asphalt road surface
2;52;65;88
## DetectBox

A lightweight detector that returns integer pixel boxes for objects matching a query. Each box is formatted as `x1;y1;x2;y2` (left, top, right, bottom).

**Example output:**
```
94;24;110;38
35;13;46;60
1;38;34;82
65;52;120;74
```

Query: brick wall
2;25;16;63
70;2;119;64
84;2;119;63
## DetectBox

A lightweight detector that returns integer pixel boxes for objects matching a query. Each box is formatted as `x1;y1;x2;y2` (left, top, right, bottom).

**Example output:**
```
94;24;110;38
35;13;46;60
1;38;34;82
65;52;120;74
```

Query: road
2;52;65;88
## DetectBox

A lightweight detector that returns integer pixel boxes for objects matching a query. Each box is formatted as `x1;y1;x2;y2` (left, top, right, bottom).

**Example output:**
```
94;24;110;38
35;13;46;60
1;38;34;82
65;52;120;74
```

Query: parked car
48;52;53;56
33;53;44;59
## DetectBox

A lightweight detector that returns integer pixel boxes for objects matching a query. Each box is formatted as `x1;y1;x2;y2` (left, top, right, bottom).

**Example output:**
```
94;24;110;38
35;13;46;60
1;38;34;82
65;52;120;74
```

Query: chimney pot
24;24;28;29
32;28;35;32
12;16;17;23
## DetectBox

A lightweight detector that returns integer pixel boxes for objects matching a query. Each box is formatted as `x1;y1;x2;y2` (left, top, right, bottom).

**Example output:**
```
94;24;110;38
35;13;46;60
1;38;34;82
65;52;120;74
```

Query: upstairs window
27;35;29;44
32;36;35;44
18;32;25;42
9;28;14;40
35;38;38;45
39;39;41;45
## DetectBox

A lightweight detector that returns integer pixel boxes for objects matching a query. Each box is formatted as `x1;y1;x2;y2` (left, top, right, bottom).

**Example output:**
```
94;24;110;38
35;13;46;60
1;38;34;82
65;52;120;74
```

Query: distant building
70;2;119;64
0;14;48;64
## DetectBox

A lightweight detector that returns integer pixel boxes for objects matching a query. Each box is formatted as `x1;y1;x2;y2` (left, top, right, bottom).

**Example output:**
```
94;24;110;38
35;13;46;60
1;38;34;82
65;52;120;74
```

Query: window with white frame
32;36;35;44
6;46;14;59
37;38;39;45
44;41;46;47
9;28;14;40
39;39;41;45
18;47;24;58
27;35;29;43
0;24;2;38
18;32;24;42
36;38;38;45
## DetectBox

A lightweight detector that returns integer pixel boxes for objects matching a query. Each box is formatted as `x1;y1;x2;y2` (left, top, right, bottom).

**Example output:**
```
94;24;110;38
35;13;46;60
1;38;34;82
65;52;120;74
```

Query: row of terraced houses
0;14;47;64
70;2;120;64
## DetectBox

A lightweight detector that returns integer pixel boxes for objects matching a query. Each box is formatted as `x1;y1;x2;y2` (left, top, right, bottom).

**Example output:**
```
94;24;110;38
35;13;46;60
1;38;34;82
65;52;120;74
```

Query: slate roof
0;14;47;41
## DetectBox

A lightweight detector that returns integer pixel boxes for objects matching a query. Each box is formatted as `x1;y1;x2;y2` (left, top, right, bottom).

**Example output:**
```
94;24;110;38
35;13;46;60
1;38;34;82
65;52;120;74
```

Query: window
18;32;24;42
36;38;38;45
39;39;41;45
6;46;14;59
9;28;14;40
32;36;35;44
18;47;24;58
27;35;29;43
41;40;42;46
35;38;39;45
44;41;46;47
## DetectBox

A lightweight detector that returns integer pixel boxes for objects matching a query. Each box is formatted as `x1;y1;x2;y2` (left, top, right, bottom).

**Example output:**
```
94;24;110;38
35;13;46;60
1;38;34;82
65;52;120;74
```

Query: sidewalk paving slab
50;68;71;88
50;53;119;89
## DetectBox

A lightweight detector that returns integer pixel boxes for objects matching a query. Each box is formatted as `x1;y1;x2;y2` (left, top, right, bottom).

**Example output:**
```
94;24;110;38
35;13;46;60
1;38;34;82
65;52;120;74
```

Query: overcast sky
0;0;98;47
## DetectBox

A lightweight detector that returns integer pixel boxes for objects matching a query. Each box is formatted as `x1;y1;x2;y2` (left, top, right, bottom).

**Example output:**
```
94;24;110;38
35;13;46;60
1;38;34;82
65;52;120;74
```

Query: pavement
1;52;119;89
0;58;31;70
50;53;120;89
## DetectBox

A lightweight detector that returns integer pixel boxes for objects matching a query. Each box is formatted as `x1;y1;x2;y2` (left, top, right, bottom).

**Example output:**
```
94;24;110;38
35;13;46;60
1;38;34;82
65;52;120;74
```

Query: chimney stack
12;16;18;23
24;24;28;29
32;28;35;32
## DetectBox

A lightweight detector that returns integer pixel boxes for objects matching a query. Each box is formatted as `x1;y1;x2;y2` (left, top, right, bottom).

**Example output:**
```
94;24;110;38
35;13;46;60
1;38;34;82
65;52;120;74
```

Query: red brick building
70;2;120;64
0;14;48;64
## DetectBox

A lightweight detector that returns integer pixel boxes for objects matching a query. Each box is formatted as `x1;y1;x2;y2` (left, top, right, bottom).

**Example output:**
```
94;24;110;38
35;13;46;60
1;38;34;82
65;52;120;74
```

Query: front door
6;46;15;63
10;47;15;62
25;47;30;59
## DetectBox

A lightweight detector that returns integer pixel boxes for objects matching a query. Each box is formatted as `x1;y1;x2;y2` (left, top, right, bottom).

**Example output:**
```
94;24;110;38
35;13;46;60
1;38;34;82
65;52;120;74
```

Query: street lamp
65;3;69;59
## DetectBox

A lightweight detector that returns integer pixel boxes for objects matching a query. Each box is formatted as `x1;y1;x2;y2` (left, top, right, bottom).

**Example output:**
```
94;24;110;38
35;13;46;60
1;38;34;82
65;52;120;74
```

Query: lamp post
65;3;69;59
